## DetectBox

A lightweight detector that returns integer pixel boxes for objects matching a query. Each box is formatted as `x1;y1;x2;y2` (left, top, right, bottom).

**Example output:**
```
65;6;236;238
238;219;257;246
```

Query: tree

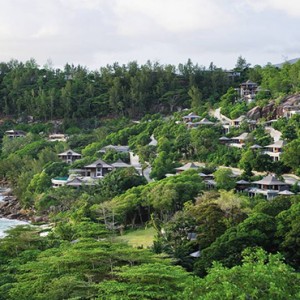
95;168;147;200
213;168;236;190
188;86;202;110
252;154;273;172
234;56;251;72
98;263;193;300
281;139;300;172
276;201;300;268
7;239;159;300
150;151;174;180
193;203;226;249
185;248;300;300
190;127;219;161
194;213;277;275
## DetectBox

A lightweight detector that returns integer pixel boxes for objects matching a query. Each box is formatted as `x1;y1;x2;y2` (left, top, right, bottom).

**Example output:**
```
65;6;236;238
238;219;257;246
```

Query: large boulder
247;106;261;120
261;101;276;120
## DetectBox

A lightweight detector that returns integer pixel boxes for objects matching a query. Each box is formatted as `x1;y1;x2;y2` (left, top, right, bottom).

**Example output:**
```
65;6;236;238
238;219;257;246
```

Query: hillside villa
58;149;82;164
5;130;26;139
48;133;68;142
247;174;290;200
264;140;285;161
182;112;200;122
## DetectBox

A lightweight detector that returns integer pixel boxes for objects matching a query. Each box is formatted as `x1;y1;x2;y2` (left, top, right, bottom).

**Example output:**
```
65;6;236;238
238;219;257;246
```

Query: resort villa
247;174;290;200
58;149;82;164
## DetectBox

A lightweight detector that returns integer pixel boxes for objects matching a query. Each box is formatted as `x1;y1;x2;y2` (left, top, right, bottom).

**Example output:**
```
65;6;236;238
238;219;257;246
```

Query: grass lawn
116;227;156;248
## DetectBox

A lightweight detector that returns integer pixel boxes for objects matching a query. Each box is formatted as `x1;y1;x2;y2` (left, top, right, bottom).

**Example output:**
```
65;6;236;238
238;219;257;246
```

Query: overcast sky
0;0;299;70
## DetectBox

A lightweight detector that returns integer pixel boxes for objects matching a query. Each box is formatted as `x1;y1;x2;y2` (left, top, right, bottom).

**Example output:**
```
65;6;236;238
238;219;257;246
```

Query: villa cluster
173;162;295;200
52;146;141;188
182;105;286;162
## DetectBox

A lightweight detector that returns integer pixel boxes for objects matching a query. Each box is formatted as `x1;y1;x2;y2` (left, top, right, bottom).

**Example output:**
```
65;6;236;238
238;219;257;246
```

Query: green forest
0;57;299;299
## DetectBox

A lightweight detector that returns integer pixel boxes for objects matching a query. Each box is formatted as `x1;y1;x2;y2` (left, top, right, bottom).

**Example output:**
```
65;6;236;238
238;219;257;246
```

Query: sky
0;0;300;70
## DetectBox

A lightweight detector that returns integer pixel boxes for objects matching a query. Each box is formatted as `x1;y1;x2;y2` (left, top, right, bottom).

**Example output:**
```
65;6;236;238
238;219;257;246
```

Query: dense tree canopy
0;56;300;299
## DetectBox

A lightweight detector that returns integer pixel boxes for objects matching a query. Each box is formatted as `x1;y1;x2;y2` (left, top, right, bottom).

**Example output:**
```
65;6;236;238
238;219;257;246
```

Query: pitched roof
233;115;246;122
204;179;217;186
111;159;132;168
5;129;26;135
58;149;81;156
232;132;249;140
250;144;262;149
190;250;201;257
236;180;250;184
66;177;84;186
84;159;113;169
199;118;214;125
278;190;295;195
176;162;199;171
182;112;200;119
190;250;201;258
241;80;257;85
265;140;285;148
66;177;96;186
219;136;231;141
199;172;209;177
253;175;287;186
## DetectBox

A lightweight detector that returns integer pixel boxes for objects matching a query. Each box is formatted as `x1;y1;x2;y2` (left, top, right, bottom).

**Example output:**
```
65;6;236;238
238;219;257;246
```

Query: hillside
0;58;299;299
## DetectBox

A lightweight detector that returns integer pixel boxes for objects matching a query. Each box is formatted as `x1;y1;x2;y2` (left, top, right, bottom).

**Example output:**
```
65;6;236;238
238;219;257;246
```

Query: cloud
245;0;300;16
114;0;232;37
0;0;298;69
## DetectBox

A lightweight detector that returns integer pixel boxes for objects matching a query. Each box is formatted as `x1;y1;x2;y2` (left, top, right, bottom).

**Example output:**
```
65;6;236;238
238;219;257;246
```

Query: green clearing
116;227;156;248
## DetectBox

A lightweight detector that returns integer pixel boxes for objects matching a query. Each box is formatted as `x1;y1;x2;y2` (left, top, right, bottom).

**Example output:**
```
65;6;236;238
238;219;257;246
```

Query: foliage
213;168;236;190
98;263;193;300
281;138;300;172
6;238;160;300
276;200;300;268
0;57;300;299
185;248;300;300
194;213;277;275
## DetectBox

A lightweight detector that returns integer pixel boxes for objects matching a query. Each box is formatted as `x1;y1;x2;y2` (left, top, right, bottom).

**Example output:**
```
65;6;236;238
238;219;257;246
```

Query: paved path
265;127;282;142
143;165;153;183
282;174;300;186
210;108;232;123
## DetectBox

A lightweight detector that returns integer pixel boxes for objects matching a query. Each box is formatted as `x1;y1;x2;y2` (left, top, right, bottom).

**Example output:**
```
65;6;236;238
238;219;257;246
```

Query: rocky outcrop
276;94;300;117
247;106;261;120
247;94;300;120
261;101;277;120
0;196;49;223
246;102;277;121
0;196;31;221
247;93;300;121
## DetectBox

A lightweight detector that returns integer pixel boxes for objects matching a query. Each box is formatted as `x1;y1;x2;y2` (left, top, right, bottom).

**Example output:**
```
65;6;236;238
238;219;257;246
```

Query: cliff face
246;93;300;120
